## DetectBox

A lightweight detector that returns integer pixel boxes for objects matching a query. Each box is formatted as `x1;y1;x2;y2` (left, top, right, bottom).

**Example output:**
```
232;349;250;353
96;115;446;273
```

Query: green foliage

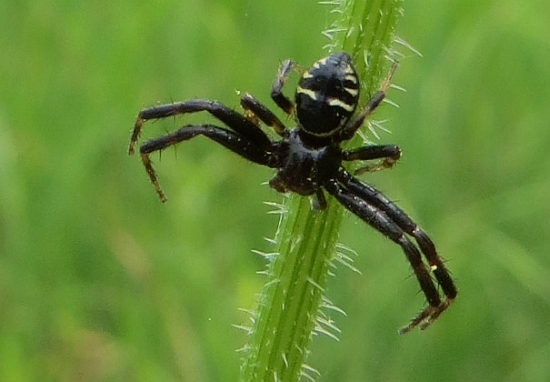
0;0;549;381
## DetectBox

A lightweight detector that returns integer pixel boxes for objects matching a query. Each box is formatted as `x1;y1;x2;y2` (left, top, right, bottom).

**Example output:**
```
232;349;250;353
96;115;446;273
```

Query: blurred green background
1;0;549;381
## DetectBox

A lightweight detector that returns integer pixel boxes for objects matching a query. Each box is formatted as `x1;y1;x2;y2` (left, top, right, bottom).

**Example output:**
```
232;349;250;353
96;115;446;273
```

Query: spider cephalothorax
128;52;457;333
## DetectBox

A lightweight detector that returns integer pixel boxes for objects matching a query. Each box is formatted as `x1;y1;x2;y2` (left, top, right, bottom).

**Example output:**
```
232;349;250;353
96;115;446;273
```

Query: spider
128;52;457;333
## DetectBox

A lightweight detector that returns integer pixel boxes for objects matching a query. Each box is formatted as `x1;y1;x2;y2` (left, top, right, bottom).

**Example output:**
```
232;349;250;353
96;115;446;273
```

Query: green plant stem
240;1;403;381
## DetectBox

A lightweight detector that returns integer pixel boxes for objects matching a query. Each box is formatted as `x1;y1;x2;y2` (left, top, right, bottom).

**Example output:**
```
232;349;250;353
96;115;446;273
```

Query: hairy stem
240;1;403;381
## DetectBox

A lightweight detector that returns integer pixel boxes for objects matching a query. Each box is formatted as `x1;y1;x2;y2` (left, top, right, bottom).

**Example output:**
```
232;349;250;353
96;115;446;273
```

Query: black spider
128;52;457;333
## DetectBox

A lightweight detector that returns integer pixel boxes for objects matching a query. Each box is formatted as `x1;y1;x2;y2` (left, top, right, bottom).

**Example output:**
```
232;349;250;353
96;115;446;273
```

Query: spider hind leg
240;93;287;137
271;59;295;115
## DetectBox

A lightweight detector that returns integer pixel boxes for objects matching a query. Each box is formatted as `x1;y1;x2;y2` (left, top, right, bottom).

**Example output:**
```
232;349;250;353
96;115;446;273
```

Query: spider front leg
340;169;457;301
137;123;274;202
128;99;272;155
325;175;452;333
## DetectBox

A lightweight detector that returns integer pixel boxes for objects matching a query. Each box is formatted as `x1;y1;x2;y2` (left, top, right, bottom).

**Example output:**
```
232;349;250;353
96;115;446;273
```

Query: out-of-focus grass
0;0;549;381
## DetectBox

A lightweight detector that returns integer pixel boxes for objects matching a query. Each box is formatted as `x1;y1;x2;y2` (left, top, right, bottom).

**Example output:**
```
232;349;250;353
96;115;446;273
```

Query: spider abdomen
295;52;360;138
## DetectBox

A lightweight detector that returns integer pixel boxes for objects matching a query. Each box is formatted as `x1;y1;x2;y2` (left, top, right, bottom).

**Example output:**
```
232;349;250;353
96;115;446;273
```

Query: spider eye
295;52;359;137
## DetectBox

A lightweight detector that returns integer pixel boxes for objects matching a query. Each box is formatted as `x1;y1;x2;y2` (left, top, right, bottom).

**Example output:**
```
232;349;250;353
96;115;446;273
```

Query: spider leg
271;59;295;116
343;144;401;174
325;176;453;333
310;189;328;211
139;124;274;202
338;169;457;298
335;169;457;332
128;99;271;155
340;62;398;141
240;93;287;137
